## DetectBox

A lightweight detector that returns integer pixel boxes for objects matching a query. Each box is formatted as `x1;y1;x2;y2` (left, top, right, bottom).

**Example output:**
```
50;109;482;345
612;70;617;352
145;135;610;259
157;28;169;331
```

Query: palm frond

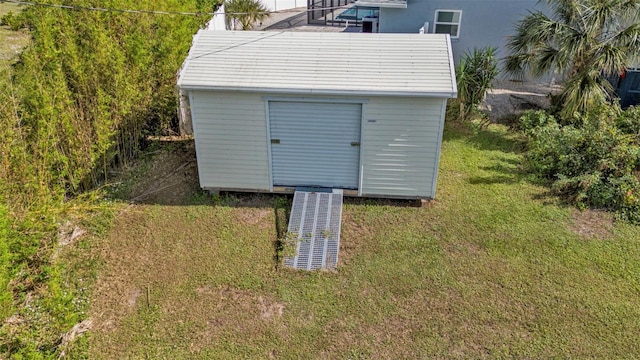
533;45;562;76
594;43;631;76
561;69;611;117
503;53;534;79
509;0;640;116
608;23;640;60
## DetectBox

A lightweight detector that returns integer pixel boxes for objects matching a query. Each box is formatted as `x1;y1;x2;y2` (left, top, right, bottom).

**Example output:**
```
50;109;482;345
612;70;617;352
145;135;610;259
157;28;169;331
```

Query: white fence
260;0;306;11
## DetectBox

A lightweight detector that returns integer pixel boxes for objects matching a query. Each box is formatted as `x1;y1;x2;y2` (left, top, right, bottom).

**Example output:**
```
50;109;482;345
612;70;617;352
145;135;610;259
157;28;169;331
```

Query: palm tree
504;0;640;117
224;0;270;30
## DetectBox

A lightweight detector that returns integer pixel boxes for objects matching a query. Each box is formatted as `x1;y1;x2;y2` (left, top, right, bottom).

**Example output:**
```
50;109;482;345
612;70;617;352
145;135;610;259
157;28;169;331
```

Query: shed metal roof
178;30;457;98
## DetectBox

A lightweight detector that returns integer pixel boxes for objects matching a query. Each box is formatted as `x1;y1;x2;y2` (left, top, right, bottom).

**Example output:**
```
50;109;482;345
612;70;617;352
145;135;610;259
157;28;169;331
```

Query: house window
434;10;462;38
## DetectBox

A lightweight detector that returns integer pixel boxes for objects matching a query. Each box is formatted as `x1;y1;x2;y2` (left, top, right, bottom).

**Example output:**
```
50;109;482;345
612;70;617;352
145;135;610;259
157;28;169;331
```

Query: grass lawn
75;124;640;359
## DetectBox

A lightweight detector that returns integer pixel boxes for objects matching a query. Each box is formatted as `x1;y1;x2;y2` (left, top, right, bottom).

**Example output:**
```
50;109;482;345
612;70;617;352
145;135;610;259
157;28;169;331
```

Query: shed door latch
350;142;360;147
271;139;280;144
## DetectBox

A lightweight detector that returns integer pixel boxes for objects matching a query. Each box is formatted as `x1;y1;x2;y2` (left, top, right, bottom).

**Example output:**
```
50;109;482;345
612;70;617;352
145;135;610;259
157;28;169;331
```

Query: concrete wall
260;0;306;11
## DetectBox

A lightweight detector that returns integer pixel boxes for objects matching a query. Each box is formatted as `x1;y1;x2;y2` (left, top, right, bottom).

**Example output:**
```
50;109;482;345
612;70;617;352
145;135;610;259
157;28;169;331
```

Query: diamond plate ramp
283;188;343;270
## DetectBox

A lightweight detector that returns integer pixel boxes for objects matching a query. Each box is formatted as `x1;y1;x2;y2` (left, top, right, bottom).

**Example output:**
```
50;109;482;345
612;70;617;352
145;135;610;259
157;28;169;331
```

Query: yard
67;123;640;358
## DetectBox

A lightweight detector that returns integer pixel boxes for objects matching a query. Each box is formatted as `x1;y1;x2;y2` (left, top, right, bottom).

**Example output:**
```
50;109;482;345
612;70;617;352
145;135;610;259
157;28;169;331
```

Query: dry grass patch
569;209;614;240
89;200;280;358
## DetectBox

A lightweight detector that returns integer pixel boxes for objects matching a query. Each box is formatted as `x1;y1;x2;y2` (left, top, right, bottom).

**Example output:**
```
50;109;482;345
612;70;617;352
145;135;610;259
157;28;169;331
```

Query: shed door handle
271;139;280;144
351;142;360;147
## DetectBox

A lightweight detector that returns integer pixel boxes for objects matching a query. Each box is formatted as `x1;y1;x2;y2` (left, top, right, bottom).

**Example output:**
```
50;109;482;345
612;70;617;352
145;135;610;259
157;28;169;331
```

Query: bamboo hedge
0;0;219;356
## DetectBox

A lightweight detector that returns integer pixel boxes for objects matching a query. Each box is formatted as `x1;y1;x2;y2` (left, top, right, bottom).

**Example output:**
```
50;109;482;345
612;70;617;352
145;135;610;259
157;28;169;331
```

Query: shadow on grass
443;121;534;188
443;121;527;154
467;163;525;185
104;138;202;206
111;122;530;208
344;197;421;208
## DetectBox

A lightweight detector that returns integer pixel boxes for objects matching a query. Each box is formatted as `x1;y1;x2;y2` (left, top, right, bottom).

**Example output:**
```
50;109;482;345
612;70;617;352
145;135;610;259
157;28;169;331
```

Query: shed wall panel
190;91;270;190
361;97;445;198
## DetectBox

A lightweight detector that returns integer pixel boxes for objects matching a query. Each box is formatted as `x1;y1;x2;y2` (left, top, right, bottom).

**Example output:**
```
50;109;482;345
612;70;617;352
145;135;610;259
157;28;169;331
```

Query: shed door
269;101;362;189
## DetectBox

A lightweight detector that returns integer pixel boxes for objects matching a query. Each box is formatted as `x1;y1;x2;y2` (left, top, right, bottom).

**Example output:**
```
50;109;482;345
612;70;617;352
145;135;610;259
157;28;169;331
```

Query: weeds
273;196;293;266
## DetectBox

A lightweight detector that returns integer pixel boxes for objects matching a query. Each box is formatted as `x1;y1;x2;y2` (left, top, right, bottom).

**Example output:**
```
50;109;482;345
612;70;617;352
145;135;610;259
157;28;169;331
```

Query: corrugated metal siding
269;101;361;189
361;97;445;198
188;90;447;198
178;31;456;97
190;91;270;190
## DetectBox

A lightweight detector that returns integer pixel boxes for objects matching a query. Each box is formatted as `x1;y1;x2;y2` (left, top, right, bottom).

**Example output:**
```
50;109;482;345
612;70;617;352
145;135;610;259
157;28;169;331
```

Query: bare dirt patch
126;139;200;205
569;209;614;239
483;80;562;122
237;208;272;227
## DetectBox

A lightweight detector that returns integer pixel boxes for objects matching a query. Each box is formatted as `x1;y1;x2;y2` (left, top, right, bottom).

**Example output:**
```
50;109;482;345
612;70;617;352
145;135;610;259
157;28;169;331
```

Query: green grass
80;123;640;359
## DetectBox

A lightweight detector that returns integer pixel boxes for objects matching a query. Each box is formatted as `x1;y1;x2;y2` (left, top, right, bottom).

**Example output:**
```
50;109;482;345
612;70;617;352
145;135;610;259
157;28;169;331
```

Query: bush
518;110;558;134
615;106;640;140
454;47;498;122
225;0;270;30
522;104;640;222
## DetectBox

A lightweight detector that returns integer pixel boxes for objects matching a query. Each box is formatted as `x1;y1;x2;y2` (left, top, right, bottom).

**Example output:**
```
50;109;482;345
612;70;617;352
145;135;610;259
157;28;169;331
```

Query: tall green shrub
455;47;498;122
3;0;220;194
0;0;220;356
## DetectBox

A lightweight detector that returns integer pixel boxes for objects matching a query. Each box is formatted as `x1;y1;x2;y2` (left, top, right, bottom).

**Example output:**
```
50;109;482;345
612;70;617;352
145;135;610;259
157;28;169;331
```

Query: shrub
615;106;640;140
224;0;270;30
454;47;498;122
522;104;640;222
518;110;558;134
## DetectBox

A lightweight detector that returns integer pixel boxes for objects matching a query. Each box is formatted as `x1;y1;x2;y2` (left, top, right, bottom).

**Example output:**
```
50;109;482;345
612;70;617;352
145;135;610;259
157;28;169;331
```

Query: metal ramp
283;188;343;270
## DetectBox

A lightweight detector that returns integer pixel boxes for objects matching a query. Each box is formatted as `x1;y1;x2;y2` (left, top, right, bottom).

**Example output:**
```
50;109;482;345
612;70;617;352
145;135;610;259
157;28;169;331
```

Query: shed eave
177;85;457;98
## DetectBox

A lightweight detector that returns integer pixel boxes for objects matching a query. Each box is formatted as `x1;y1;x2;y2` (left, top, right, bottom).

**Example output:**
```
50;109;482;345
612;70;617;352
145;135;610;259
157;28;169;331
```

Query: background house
357;0;543;65
615;68;640;108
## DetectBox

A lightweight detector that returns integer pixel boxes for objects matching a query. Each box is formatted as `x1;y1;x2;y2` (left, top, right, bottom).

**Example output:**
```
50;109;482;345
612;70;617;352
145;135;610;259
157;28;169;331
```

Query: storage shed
177;30;457;199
